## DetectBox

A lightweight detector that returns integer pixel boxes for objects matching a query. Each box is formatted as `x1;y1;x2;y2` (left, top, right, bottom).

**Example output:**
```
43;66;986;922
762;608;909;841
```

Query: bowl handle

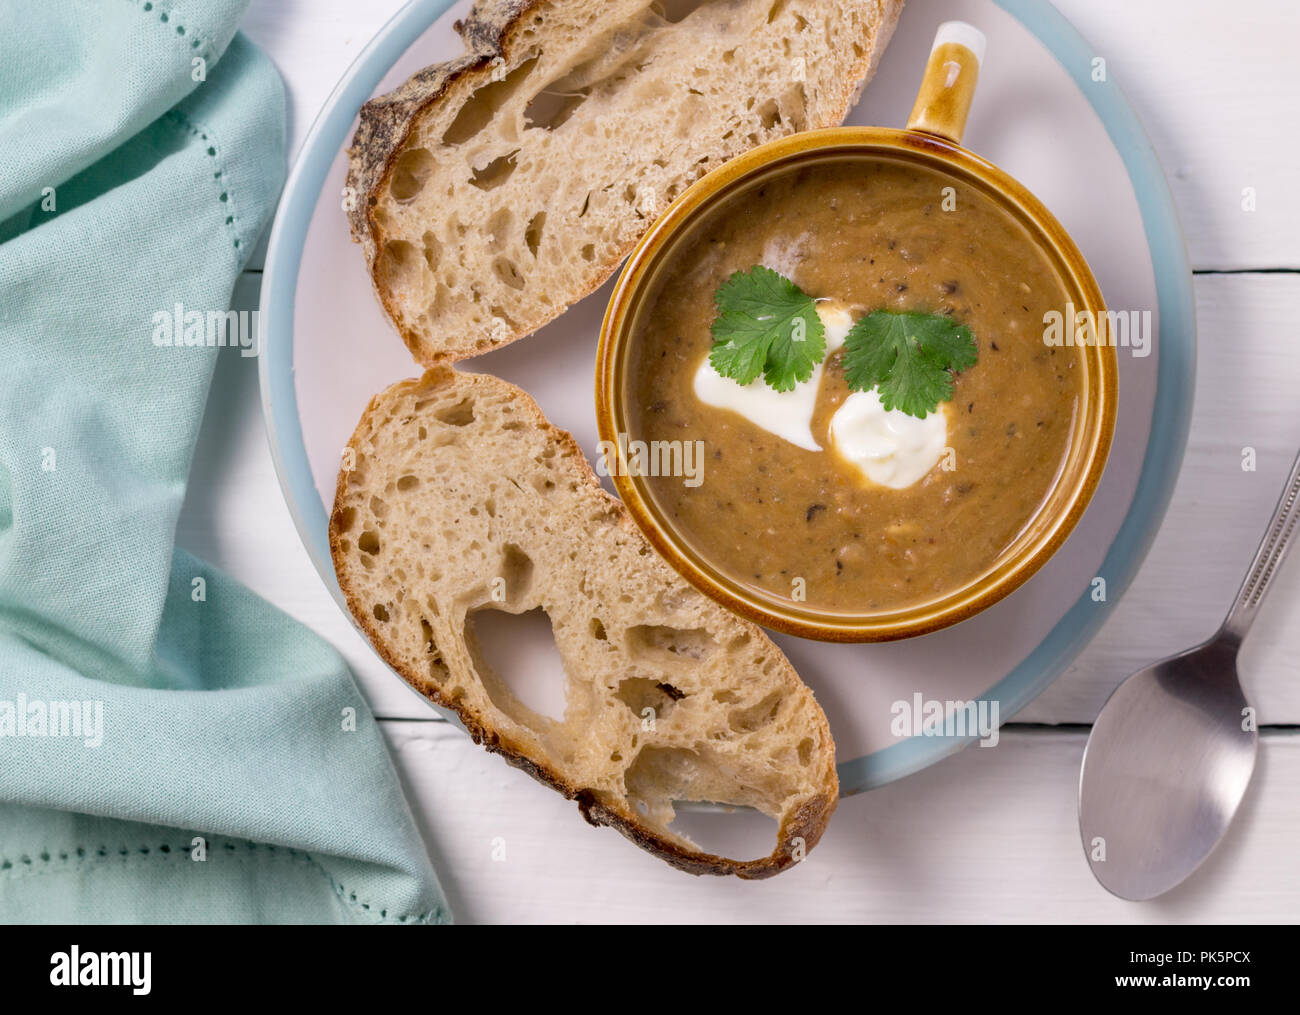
906;21;986;145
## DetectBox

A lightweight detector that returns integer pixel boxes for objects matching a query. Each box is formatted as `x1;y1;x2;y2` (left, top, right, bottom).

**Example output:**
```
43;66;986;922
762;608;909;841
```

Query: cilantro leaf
709;266;825;392
842;310;978;417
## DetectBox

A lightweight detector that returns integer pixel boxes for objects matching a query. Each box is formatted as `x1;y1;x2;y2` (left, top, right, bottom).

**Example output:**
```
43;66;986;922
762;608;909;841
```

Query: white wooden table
185;0;1300;922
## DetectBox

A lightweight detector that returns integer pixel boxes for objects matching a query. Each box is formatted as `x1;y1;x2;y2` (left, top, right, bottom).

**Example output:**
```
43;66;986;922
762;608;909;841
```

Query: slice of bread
330;367;839;877
346;0;903;365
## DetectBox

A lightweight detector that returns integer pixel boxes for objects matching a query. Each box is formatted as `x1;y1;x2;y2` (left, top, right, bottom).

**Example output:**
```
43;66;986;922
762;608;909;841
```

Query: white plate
260;0;1195;793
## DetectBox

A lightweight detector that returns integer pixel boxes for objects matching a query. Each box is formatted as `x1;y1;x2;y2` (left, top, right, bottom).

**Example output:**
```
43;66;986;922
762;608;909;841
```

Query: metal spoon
1079;448;1300;900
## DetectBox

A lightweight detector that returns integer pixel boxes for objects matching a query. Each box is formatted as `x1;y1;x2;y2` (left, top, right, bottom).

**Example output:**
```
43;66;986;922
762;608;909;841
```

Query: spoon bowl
1079;447;1300;899
1078;637;1257;900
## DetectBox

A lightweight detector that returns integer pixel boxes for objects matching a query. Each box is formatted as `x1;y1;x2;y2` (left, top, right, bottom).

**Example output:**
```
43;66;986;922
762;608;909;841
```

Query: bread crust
344;0;546;257
329;367;839;878
345;0;905;365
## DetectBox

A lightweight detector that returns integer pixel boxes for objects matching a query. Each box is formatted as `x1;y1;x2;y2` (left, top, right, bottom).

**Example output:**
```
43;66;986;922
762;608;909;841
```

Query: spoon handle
1221;447;1300;643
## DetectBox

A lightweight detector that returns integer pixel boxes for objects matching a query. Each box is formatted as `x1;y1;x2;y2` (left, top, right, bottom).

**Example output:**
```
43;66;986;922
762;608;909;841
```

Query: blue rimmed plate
259;0;1194;794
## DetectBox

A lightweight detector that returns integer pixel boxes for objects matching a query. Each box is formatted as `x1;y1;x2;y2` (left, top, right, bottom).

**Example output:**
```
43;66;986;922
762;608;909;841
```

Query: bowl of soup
595;23;1117;642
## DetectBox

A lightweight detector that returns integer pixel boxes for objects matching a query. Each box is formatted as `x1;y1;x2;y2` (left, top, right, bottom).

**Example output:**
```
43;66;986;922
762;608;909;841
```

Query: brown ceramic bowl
595;24;1117;642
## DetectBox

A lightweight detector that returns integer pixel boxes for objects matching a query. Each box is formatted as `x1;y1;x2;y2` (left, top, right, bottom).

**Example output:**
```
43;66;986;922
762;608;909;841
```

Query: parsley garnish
842;311;978;417
707;266;978;415
708;266;826;392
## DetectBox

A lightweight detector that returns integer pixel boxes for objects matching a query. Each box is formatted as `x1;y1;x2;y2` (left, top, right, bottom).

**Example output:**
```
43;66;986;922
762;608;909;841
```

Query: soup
625;156;1082;615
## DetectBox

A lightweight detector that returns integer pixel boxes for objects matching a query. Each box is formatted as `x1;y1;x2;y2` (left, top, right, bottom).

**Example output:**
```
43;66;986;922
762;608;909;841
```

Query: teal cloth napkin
0;0;450;924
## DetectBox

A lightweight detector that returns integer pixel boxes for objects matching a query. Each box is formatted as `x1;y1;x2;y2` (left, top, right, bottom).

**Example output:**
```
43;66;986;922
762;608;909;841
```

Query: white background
184;0;1300;922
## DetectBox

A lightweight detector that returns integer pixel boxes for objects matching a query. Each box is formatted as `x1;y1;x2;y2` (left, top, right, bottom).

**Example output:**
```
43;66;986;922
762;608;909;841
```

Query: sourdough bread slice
330;368;838;877
347;0;904;364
